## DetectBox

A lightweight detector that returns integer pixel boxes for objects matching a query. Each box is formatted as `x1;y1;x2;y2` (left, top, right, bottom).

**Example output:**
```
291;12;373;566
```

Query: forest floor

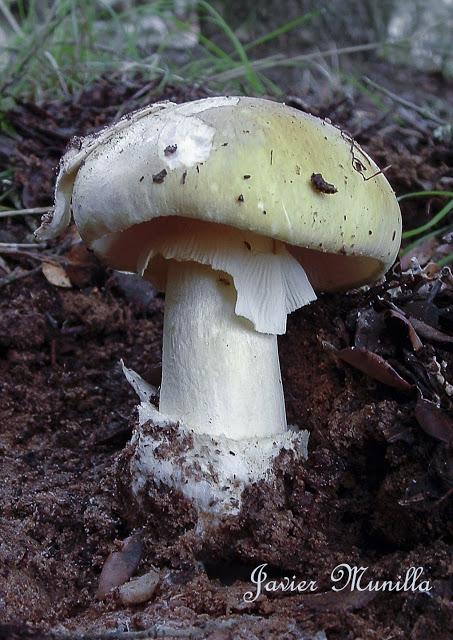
0;65;452;639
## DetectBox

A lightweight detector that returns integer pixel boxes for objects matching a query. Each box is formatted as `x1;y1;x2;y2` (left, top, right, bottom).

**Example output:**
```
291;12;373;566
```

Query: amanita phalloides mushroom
37;97;401;517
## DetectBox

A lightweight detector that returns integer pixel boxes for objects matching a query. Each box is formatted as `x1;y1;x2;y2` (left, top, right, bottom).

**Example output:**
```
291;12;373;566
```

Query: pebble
118;569;160;606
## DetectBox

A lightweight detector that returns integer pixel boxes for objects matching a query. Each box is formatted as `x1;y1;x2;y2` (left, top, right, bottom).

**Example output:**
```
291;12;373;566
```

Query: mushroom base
117;401;308;528
116;368;308;537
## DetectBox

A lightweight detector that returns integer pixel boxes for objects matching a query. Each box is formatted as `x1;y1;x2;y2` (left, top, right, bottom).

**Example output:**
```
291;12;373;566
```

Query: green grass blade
197;0;265;94
402;199;453;240
398;191;453;202
95;0;140;61
435;253;453;268
172;17;233;63
244;11;319;52
400;224;450;256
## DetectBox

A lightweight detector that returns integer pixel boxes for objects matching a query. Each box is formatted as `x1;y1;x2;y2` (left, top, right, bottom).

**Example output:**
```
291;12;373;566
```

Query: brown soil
0;72;452;639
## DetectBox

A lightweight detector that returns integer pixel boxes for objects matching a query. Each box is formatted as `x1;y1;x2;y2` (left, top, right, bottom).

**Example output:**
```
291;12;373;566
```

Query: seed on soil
96;534;143;600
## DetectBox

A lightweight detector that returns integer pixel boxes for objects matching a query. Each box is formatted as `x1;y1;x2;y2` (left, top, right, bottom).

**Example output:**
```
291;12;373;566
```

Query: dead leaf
354;307;386;351
42;261;72;288
423;262;441;279
415;397;453;445
64;242;102;287
96;534;143;599
400;237;438;271
337;346;412;392
111;271;156;309
403;280;442;326
409;316;453;348
386;309;423;352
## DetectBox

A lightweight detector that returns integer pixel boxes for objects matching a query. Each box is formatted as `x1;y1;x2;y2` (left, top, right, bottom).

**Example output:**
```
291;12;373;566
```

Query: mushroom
37;97;401;516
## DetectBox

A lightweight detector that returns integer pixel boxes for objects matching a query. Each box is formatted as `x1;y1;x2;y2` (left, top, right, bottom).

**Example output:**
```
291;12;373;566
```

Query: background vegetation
0;0;452;105
0;0;452;262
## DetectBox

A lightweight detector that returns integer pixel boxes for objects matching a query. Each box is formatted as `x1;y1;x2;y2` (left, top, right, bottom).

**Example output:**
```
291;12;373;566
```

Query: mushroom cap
37;96;401;291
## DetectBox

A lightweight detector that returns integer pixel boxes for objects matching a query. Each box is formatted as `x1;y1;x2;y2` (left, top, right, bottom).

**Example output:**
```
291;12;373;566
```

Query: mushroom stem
159;260;287;439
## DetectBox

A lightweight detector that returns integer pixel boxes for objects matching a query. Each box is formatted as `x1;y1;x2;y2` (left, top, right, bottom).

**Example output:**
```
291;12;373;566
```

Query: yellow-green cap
36;96;401;291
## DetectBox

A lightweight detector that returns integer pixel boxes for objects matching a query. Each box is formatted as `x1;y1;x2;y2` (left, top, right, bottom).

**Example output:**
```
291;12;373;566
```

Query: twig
0;266;41;288
352;109;392;139
0;251;46;262
114;82;156;121
55;627;200;639
208;41;385;83
51;617;265;639
0;206;51;219
363;77;446;126
0;242;47;251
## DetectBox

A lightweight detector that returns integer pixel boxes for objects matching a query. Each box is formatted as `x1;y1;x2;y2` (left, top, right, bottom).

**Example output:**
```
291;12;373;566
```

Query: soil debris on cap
152;169;167;183
164;144;177;155
310;173;338;194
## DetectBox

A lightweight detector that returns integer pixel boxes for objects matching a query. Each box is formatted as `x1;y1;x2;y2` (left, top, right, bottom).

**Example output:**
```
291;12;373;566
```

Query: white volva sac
37;96;401;516
122;363;308;517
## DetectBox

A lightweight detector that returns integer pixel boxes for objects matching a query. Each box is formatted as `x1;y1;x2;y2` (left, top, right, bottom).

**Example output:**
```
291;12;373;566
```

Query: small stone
118;569;160;605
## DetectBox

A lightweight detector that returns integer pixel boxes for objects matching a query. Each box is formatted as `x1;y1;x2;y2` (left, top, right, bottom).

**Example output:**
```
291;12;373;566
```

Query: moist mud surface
0;74;452;639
